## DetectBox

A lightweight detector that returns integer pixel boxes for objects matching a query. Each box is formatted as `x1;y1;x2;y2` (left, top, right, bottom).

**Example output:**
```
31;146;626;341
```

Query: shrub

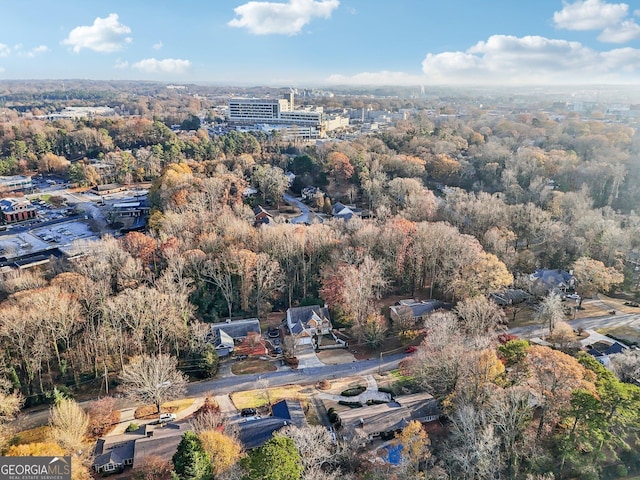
134;405;158;419
338;400;363;408
366;399;388;406
341;386;366;397
317;379;331;390
126;423;139;433
378;387;394;395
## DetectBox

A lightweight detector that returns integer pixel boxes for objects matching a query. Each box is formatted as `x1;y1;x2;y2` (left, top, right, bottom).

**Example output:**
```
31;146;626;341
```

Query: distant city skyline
1;0;640;86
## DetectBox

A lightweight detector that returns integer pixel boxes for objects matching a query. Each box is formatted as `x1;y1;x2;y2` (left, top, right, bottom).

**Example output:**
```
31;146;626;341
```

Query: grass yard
231;359;278;375
162;398;195;413
231;384;311;410
596;326;640;346
10;426;50;447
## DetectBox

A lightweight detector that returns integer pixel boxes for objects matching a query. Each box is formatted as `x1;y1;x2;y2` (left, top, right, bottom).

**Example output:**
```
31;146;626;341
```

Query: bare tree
609;349;640;383
535;293;565;335
455;295;506;341
119;354;187;414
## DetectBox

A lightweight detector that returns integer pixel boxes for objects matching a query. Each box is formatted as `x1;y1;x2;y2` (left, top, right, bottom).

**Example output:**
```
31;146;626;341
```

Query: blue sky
1;0;640;86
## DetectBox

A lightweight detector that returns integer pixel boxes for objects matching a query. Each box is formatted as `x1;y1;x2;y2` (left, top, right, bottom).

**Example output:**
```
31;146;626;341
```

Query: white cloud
598;19;640;42
0;44;9;57
325;70;426;86
63;13;132;53
131;58;191;75
114;59;129;69
228;0;339;35
153;41;163;50
418;35;640;85
26;45;49;58
553;0;628;30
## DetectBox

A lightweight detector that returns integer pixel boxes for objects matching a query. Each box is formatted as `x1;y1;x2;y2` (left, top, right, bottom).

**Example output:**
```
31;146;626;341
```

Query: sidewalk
107;396;207;436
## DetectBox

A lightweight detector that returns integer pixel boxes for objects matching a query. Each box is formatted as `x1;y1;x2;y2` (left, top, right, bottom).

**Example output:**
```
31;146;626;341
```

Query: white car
158;413;177;423
565;294;580;300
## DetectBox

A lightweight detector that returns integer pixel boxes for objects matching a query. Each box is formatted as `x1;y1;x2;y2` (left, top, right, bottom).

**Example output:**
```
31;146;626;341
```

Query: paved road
508;312;640;339
11;353;405;431
284;193;319;224
187;353;405;397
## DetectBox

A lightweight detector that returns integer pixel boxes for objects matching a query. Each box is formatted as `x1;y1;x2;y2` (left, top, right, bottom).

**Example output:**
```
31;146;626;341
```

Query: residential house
253;205;273;225
286;305;332;345
489;289;532;306
207;318;262;357
92;422;187;474
331;202;362;221
585;340;627;366
0;197;37;223
238;399;307;450
529;269;576;295
338;392;440;440
389;299;450;325
301;186;321;202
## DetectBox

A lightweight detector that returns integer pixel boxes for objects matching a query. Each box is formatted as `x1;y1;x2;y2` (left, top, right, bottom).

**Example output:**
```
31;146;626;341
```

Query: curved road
284;193;321;224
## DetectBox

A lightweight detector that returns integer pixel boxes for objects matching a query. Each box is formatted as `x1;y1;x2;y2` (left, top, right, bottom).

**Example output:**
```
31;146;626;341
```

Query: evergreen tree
172;431;213;480
243;435;302;480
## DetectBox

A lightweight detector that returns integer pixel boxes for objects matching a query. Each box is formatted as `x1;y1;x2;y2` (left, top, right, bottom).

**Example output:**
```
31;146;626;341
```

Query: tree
455;295;506;340
572;256;624;305
86;396;118;439
198;430;243;477
132;455;173;480
526;345;594;440
535;292;565;335
252;164;289;207
395;420;431;475
243;435;302;480
279;425;338;479
609;349;640;383
326;151;354;183
5;441;90;480
172;431;213;480
48;398;89;454
119;354;188;414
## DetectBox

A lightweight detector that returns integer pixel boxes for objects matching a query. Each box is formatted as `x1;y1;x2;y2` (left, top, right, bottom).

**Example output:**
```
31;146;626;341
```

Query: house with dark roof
489;289;532;306
529;269;576;295
337;392;440;440
389;299;451;324
207;318;262;357
237;399;307;450
92;422;187;474
286;305;332;345
586;340;627;365
253;205;273;225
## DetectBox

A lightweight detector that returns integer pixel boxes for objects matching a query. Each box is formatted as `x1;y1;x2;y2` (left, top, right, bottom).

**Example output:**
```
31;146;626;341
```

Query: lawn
10;426;50;447
231;384;311;410
231;359;277;375
162;398;195;413
596;326;640;346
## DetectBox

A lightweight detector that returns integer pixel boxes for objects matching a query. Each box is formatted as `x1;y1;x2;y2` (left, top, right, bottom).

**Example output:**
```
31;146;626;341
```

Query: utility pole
104;364;109;396
378;352;383;375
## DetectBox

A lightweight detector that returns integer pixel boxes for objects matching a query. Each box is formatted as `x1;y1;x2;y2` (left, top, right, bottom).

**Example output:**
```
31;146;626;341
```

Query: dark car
268;328;280;338
241;408;257;417
274;347;283;355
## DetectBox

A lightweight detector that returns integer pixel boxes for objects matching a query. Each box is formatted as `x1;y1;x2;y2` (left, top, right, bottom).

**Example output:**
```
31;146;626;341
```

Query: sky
1;0;640;86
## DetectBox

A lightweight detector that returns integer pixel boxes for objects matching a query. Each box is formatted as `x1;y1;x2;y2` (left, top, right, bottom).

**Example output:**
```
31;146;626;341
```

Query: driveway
295;344;325;368
283;194;322;224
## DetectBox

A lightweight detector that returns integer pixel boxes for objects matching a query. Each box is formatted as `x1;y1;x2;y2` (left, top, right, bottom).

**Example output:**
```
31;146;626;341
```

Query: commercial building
0;197;37;223
0;175;33;194
228;92;348;140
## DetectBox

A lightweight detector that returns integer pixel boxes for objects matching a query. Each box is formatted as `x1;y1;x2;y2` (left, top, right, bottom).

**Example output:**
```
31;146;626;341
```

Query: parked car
274;347;283;355
158;413;177;423
273;338;280;346
565;293;580;300
268;328;280;338
241;408;257;417
404;346;418;354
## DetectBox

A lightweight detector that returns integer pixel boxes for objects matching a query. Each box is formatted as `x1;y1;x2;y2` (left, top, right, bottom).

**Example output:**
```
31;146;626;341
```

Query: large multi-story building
227;92;348;140
0;197;37;223
228;92;324;126
0;175;33;194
